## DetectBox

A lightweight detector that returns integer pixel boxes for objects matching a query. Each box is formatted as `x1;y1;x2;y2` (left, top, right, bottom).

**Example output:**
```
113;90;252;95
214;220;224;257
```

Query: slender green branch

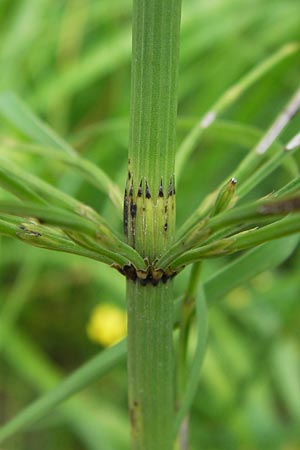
176;43;300;178
0;91;75;155
177;89;300;240
0;203;146;269
0;92;123;210
157;194;300;269
0;217;122;266
0;157;103;223
169;213;300;269
0;140;123;210
276;176;300;197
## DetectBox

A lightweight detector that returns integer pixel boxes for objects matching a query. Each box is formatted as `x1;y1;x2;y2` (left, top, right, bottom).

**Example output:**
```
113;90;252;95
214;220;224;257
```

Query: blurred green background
0;0;300;449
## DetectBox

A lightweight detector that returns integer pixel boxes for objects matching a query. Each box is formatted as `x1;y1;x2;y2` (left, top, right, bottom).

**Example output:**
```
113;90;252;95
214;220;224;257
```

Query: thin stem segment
127;282;174;450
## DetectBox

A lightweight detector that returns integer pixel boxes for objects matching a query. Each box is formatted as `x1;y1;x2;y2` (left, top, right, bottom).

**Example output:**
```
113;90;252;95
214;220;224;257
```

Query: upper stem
125;0;181;261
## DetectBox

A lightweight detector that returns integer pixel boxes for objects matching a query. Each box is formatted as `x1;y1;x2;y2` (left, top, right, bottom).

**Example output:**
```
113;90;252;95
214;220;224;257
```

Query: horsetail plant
0;1;300;449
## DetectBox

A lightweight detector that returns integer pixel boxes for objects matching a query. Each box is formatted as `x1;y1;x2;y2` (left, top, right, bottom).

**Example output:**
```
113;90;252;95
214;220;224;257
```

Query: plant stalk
126;1;182;449
127;282;174;450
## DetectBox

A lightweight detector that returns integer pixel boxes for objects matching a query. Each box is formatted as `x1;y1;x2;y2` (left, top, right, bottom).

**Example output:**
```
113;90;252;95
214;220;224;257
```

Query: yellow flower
87;303;127;347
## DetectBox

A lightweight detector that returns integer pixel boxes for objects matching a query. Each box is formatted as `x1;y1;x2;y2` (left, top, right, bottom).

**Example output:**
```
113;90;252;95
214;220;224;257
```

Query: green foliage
0;0;300;449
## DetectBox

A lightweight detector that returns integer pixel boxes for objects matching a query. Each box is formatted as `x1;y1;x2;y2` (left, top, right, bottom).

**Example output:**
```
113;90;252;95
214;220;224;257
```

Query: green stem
126;0;181;260
126;1;182;449
127;282;174;450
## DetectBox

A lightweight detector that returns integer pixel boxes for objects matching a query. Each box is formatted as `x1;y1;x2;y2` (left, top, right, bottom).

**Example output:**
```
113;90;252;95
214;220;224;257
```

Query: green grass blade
0;92;75;155
0;156;109;224
176;43;300;178
271;339;300;422
276;176;300;197
0;164;46;205
0;94;123;210
237;140;300;198
1;140;123;211
177;92;300;241
204;235;299;303
31;27;132;111
180;118;285;156
0;337;127;443
174;284;208;435
0;325;128;449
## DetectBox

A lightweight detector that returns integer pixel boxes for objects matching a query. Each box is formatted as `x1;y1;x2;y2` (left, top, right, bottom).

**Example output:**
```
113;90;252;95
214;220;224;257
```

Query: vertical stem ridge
127;281;174;450
126;1;182;449
127;0;181;259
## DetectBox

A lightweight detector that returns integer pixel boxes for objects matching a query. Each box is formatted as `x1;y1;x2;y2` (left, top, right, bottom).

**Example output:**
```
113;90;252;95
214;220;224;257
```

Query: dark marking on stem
159;178;164;197
137;179;143;197
145;181;151;199
162;272;177;284
131;217;136;248
127;179;136;246
128;170;131;180
121;263;178;285
129;181;133;197
168;176;175;197
123;264;137;281
164;222;168;231
130;202;137;219
19;225;42;237
112;263;175;285
130;400;140;435
123;189;128;236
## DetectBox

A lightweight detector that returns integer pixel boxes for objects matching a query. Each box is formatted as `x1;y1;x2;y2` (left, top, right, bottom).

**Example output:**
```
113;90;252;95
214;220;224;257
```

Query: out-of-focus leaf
174;285;208;434
204;235;299;303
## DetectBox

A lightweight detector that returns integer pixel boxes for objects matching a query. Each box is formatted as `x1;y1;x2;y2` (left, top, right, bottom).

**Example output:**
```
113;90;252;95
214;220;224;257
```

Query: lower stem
127;280;174;450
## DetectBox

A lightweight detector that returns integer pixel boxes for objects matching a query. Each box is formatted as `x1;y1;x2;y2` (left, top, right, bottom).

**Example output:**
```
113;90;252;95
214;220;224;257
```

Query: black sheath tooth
129;181;133;197
158;178;164;197
145;181;151;199
123;189;128;236
130;202;137;219
137;179;143;197
168;176;173;197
